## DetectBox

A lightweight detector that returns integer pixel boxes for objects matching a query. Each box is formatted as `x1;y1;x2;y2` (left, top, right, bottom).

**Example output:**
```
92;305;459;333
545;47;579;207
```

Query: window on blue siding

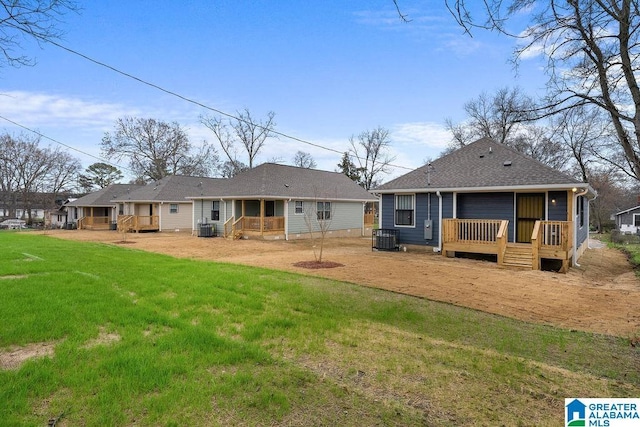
211;201;220;221
295;201;304;214
395;194;414;226
317;202;331;220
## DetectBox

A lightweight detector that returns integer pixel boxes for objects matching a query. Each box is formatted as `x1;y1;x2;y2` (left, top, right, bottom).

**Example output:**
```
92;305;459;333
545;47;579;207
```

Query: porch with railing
223;216;285;239
77;216;111;230
117;215;160;233
442;218;573;271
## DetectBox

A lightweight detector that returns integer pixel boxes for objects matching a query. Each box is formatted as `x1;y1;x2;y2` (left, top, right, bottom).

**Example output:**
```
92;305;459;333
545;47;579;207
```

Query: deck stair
503;244;533;269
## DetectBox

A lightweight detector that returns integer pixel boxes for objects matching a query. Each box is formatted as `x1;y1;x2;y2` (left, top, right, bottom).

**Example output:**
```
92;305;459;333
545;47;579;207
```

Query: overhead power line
0;114;134;174
40;38;414;172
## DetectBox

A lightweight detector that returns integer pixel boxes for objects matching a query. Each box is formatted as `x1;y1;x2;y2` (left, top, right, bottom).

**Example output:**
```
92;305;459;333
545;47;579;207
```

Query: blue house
374;138;596;272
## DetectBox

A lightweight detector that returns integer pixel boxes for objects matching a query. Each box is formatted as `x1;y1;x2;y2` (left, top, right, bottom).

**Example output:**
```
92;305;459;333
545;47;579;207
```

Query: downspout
159;201;163;232
436;191;442;252
573;188;589;267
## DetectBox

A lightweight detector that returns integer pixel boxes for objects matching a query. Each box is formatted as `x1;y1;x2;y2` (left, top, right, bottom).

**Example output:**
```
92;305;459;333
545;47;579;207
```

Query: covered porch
223;199;285;239
442;219;573;272
76;207;112;230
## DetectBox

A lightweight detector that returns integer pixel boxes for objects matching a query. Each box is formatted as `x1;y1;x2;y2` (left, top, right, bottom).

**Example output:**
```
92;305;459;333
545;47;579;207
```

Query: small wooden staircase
502;244;534;269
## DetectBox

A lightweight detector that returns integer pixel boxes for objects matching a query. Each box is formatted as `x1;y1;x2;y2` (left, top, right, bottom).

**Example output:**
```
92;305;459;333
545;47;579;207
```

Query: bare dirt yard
45;229;640;338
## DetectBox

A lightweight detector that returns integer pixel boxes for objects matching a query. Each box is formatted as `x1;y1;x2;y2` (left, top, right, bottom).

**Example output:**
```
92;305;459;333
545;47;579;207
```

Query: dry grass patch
278;320;640;426
81;327;121;349
0;341;57;370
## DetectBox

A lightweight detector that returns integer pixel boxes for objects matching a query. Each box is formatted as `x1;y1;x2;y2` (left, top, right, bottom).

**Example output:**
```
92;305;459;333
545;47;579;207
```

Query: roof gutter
375;183;596;195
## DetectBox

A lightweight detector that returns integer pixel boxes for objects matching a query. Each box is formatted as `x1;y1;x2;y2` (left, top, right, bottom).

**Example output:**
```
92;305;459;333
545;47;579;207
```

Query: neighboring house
66;184;144;230
614;205;640;234
374;138;596;272
44;198;76;228
112;176;225;233
189;163;378;240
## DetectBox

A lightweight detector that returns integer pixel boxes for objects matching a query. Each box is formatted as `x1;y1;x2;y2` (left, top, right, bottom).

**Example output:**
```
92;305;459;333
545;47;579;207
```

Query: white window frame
394;194;415;227
294;200;304;215
211;201;220;221
169;203;179;214
317;201;331;221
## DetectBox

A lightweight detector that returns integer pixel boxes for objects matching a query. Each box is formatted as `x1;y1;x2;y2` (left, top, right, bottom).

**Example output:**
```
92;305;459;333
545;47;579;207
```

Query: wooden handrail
223;217;234;238
496;220;509;265
531;221;542;270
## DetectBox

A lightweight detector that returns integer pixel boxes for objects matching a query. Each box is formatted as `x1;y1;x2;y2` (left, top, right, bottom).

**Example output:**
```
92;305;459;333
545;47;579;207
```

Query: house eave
186;195;376;202
373;183;596;197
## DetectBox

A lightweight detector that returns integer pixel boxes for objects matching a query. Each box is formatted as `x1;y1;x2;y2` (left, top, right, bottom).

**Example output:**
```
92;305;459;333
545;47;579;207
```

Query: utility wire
40;38;415;172
0;114;135;174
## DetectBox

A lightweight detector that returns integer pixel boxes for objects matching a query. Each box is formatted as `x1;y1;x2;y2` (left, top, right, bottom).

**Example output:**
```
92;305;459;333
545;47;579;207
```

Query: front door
516;193;544;243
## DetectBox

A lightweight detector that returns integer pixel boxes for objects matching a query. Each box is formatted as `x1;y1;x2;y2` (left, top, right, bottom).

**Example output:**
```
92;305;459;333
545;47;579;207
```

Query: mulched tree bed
293;261;344;269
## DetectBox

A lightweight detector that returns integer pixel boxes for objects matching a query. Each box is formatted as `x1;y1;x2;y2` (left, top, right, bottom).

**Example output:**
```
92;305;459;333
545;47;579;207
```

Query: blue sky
0;1;546;181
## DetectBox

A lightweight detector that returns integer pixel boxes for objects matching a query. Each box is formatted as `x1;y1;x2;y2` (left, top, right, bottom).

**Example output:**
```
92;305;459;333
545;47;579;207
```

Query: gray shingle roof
66;184;144;207
112;176;226;202
198;163;377;201
377;137;586;192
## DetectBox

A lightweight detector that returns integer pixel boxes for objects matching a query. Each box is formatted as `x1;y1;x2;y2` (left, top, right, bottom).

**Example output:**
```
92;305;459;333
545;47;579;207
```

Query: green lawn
1;232;639;426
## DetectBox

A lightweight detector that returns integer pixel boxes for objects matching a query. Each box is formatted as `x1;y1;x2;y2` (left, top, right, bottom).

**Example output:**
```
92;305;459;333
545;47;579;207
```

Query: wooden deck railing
496;220;509;265
240;216;284;231
442;218;573;271
442;219;506;245
116;215;159;232
223;217;234;238
539;220;571;250
77;216;110;230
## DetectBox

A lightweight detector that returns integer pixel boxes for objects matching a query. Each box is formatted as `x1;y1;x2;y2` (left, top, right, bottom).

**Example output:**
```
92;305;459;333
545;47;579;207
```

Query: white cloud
0;90;140;131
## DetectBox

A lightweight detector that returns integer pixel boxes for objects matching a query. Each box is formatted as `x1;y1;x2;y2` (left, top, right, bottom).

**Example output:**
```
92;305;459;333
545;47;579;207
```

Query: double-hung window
317;201;331;221
294;201;304;214
169;204;178;214
395;194;414;226
211;201;220;221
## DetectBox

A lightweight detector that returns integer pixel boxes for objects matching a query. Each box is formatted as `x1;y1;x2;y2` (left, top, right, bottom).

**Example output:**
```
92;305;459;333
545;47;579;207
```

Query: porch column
260;199;265;236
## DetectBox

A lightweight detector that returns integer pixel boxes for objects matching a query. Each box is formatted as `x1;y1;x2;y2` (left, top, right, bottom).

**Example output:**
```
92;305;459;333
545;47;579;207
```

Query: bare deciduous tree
0;0;77;68
303;192;335;264
440;0;640;181
201;109;277;174
348;127;396;190
0;132;80;221
292;151;317;169
101;117;218;182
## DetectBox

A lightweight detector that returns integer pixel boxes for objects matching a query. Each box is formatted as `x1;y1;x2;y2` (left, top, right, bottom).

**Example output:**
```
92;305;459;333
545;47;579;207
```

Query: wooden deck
117;215;160;233
223;216;285;239
442;219;573;272
77;216;111;230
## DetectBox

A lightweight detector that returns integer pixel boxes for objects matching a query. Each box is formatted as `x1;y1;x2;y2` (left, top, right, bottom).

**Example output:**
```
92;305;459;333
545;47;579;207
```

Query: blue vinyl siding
457;192;514;221
457;193;515;242
381;192;453;247
548;191;568;221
